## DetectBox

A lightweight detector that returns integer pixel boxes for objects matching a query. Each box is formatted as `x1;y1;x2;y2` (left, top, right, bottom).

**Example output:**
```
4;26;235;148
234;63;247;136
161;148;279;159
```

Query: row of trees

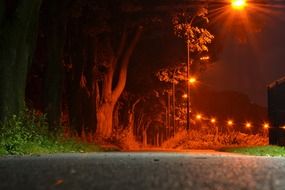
0;0;217;144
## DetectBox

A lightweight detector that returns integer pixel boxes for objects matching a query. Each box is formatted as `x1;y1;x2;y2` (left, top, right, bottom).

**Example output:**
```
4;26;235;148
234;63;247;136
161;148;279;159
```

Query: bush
0;110;102;155
109;127;140;150
0;110;50;155
162;129;268;149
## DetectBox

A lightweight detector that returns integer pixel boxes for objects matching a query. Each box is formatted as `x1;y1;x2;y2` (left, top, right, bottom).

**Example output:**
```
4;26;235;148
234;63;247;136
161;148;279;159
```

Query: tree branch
115;26;127;59
112;26;143;102
131;98;142;112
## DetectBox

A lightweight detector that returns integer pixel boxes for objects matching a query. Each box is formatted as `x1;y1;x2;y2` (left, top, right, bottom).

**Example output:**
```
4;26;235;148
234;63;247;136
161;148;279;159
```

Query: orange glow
227;120;233;126
245;122;252;128
196;114;202;120
211;118;216;124
231;0;246;10
182;94;188;99
263;123;269;129
189;77;197;84
200;56;210;61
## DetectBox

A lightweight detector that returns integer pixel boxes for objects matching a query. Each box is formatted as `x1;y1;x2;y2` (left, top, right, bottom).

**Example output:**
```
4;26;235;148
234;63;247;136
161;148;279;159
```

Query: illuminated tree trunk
96;102;114;138
0;0;42;121
127;98;141;134
95;26;143;139
142;129;147;146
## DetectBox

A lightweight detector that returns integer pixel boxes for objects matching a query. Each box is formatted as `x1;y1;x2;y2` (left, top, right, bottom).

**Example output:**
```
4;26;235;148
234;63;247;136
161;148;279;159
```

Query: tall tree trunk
96;102;114;138
142;129;147;146
0;0;42;121
94;26;143;139
43;0;71;131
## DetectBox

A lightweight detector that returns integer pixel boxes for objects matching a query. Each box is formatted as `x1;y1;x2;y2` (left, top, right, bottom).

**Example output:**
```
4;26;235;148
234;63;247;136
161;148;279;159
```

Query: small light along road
1;150;285;190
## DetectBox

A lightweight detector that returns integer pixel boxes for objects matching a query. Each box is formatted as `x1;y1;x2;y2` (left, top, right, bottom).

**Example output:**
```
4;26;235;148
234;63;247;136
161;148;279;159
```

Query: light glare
231;0;246;10
196;114;202;120
227;120;233;126
189;77;196;84
245;122;252;128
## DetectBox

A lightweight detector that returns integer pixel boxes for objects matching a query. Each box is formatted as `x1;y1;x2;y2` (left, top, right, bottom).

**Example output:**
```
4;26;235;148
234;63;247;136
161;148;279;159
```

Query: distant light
200;56;210;61
245;122;252;128
231;0;246;10
263;123;269;129
211;118;216;124
182;94;188;99
196;114;202;120
227;120;233;126
189;77;196;84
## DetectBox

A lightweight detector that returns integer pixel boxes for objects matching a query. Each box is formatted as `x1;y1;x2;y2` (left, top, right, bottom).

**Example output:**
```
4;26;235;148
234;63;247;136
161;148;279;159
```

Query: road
0;151;285;190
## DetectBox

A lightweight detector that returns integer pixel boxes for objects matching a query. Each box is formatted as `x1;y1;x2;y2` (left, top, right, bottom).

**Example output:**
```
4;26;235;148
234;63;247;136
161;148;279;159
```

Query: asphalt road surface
1;150;285;190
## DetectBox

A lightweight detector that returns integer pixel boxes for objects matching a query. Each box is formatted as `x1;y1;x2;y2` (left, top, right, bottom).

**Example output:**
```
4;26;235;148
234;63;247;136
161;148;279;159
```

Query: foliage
162;129;268;150
0;110;101;155
156;8;214;86
156;64;187;84
0;110;48;154
111;127;140;150
173;7;214;52
223;146;285;157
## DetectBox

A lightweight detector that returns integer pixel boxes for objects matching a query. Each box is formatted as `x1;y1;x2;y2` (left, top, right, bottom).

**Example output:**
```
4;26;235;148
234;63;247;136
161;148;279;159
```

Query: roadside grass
222;146;285;157
0;139;102;156
0;110;103;156
162;129;267;149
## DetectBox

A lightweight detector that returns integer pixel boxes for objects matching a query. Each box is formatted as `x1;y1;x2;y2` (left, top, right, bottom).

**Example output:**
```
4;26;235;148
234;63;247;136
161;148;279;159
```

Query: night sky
202;2;285;106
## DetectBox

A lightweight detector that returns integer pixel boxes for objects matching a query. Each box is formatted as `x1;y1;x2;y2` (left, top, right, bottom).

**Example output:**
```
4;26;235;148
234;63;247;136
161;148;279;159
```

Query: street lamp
231;0;247;10
186;71;196;131
263;123;269;129
245;122;252;129
211;118;216;124
227;120;234;126
186;39;191;131
196;114;202;120
189;77;197;84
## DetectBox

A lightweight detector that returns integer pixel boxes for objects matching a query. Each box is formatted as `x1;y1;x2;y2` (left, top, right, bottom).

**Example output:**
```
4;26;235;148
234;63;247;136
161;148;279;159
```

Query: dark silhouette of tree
0;0;42;122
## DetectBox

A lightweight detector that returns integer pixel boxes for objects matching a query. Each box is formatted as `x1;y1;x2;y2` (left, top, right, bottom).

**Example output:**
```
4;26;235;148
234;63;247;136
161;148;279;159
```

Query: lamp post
186;39;191;131
231;0;247;10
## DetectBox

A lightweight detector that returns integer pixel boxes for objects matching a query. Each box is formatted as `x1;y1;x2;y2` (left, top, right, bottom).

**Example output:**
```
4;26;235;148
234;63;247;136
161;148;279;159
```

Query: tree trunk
96;103;114;138
94;26;143;139
0;0;42;121
43;0;72;131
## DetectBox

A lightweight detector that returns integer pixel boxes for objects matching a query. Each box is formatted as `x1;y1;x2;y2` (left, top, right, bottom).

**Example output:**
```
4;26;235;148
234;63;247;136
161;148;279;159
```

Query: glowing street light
200;56;210;61
196;114;202;120
182;94;188;99
211;118;216;124
227;120;234;126
189;77;197;84
231;0;247;10
245;122;252;128
263;123;270;129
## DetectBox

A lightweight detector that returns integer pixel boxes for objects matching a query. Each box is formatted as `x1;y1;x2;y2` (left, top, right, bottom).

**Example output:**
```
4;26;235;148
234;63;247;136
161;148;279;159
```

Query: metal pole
172;82;176;136
186;39;190;131
167;91;171;137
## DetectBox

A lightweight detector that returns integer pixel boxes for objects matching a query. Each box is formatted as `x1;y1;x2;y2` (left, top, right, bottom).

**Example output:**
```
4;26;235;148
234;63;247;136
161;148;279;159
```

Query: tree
155;7;214;130
71;0;144;139
42;0;73;131
0;0;42;122
173;7;214;52
94;26;143;139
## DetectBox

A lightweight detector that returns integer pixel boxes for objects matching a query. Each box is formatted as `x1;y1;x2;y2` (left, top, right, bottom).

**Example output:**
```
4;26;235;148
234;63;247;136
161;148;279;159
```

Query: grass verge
0;139;102;156
0;110;103;156
222;146;285;157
